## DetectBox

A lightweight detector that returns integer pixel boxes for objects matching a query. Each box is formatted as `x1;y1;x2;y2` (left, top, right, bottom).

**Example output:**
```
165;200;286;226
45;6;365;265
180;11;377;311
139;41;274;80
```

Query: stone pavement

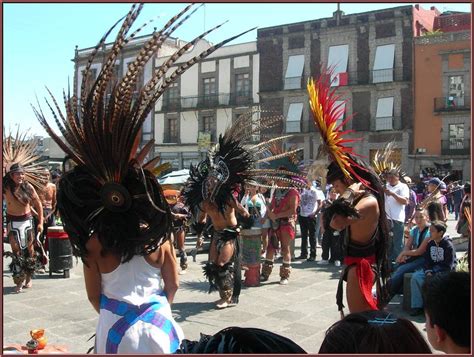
3;214;466;353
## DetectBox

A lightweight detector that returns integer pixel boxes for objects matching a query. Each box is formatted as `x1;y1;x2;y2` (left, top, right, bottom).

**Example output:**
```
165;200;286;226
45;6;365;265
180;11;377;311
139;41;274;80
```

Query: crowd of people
3;4;471;354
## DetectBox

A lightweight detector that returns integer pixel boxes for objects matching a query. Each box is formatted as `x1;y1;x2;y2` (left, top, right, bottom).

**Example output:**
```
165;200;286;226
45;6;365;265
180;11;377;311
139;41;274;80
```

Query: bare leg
346;266;373;313
214;240;235;308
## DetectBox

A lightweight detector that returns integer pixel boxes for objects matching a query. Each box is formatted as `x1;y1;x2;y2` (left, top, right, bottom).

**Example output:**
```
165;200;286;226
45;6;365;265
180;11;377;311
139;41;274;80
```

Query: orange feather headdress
307;68;371;189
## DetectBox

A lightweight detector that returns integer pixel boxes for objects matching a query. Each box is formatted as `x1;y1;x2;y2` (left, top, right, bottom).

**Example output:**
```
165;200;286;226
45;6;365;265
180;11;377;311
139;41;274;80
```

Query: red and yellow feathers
307;69;371;188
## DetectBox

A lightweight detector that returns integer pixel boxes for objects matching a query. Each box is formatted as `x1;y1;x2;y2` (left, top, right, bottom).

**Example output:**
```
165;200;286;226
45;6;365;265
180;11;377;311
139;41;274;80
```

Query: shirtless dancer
3;163;44;292
37;170;57;248
324;161;390;315
198;196;249;309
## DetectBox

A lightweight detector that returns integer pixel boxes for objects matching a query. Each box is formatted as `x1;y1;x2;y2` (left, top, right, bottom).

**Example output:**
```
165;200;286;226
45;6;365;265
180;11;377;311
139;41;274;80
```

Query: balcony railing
230;91;253;106
163;134;179;144
434;96;471;112
441;139;470;155
162;97;181;111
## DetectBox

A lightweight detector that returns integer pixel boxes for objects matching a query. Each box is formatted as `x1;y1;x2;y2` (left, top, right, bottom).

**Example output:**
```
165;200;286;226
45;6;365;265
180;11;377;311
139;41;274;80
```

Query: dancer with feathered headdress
32;3;253;353
307;69;390;317
3;127;48;293
183;109;306;308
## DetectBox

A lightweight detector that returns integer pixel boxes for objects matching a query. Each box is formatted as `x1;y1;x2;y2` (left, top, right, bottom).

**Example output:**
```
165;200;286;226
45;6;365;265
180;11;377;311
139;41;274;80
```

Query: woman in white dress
32;4;251;353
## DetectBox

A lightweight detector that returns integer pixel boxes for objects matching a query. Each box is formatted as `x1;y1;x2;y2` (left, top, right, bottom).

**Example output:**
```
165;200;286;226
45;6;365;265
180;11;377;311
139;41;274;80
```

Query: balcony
229;90;253;106
163;134;179;144
374;116;402;131
441;139;470;155
162;97;181;111
434;96;471;112
178;93;233;109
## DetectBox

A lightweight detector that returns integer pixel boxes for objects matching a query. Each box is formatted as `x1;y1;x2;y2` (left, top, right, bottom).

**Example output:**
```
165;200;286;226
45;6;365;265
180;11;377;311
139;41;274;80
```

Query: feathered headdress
371;141;406;181
183;110;307;213
32;3;254;261
307;68;371;189
3;127;49;191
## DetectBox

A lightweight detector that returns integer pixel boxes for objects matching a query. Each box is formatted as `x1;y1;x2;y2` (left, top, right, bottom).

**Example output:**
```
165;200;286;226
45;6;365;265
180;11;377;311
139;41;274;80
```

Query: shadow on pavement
179;279;210;293
172;301;216;322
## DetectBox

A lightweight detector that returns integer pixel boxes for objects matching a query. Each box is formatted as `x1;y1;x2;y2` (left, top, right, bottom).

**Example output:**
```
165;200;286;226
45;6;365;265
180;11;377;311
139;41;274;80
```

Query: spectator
403;176;417;227
425;177;448;223
409;221;456;316
422;272;470;354
318;187;343;266
258;186;272;257
384;169;410;262
319;310;432;353
177;326;306;354
456;182;471;271
451;181;464;220
313;181;326;247
296;178;321;261
388;208;430;297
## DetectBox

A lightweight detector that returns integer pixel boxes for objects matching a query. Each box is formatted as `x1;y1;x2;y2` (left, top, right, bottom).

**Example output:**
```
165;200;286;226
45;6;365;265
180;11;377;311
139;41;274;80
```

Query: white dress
94;255;184;354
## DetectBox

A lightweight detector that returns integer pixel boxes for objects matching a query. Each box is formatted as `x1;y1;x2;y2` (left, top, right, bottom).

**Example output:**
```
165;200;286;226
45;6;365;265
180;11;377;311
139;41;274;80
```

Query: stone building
73;34;183;146
154;40;260;169
257;5;438;175
412;11;471;181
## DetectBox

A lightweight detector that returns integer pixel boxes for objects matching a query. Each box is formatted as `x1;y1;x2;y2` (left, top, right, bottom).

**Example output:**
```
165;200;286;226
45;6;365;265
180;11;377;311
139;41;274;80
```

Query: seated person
388;208;430;296
319;310;431;353
409;221;457;316
422;271;470;354
176;326;306;354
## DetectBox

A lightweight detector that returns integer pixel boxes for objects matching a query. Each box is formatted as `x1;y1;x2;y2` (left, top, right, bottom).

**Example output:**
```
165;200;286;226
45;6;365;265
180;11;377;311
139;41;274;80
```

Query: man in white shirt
297;179;322;261
384;169;410;263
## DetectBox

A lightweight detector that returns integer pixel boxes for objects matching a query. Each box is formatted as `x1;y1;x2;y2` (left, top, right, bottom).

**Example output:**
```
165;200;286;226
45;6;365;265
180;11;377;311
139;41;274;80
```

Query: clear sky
3;2;471;137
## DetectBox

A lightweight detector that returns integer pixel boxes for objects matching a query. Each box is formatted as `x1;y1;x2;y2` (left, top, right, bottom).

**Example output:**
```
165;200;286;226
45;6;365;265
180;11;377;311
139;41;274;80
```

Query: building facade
154;40;260;169
412;12;471;181
73;34;183;146
257;5;439;175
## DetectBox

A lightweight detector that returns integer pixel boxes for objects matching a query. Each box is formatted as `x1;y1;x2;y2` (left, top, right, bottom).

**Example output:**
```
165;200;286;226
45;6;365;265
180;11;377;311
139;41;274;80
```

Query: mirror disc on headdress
100;183;132;213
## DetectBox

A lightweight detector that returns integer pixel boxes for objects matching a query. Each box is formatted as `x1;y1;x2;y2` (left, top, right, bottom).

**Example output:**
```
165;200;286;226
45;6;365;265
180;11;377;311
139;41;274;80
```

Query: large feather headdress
307;68;371;189
371;141;405;180
183;110;307;213
32;3;254;260
3;127;49;191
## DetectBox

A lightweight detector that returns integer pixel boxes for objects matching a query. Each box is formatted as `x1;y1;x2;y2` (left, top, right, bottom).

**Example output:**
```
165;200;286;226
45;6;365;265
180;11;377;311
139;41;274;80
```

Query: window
167;118;178;143
375;97;394;131
203;78;216;96
333;100;346;128
284;55;305;89
235;73;250;96
200;114;216;141
373;44;395;83
202;77;217;106
286;103;303;133
448;76;465;106
328;45;349;86
448;123;464;149
165;82;180;108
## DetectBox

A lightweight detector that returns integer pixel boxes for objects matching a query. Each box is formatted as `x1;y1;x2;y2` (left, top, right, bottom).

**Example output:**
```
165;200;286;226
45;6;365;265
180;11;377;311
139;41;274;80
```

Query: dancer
183;110;305;308
307;70;390;316
33;3;253;353
171;192;191;274
3;129;48;293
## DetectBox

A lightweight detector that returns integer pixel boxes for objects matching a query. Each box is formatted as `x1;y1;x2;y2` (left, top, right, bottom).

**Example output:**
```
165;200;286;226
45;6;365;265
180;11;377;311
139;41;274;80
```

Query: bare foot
15;285;23;293
23;281;32;289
